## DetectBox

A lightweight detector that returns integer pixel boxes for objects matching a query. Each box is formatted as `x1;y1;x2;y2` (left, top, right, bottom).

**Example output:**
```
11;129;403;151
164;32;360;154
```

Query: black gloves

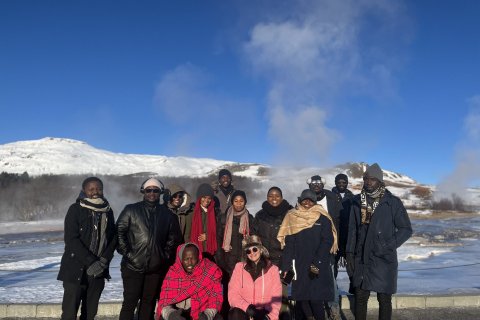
346;253;355;277
86;257;108;278
246;305;269;320
308;264;319;279
246;305;257;318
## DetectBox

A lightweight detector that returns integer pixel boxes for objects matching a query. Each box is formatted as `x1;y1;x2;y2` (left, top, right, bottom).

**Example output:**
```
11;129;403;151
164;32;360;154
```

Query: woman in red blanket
156;243;223;320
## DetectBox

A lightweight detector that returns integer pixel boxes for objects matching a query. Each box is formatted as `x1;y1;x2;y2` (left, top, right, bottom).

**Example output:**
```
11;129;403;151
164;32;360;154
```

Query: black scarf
261;200;292;218
219;185;234;196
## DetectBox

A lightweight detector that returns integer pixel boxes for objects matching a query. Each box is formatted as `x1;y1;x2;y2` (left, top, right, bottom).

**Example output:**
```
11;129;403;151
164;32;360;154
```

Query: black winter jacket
57;202;116;284
317;190;343;236
280;214;335;301
253;200;293;267
346;189;412;294
331;188;355;256
116;201;182;273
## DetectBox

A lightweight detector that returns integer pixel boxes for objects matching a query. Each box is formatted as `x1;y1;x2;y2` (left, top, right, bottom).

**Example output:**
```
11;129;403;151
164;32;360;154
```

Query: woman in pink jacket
228;235;283;320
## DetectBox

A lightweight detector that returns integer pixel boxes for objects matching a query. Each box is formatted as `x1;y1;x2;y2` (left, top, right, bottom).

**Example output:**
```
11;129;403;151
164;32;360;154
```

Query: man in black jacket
331;173;355;293
346;163;412;320
308;175;343;320
57;177;117;320
117;178;182;320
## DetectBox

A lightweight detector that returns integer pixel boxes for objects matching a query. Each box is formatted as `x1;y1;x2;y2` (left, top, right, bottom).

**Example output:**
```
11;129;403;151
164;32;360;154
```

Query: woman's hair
267;186;283;197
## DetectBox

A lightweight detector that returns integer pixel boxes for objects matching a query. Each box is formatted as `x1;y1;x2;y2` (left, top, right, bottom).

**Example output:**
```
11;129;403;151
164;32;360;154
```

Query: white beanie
142;178;162;190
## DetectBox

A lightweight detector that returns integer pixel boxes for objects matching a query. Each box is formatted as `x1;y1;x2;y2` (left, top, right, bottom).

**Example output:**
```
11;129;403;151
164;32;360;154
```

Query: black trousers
355;287;392;320
60;276;105;320
119;266;167;320
297;300;326;320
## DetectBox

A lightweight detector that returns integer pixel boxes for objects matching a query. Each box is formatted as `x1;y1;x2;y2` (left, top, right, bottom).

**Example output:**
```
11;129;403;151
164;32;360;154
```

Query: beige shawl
277;203;338;254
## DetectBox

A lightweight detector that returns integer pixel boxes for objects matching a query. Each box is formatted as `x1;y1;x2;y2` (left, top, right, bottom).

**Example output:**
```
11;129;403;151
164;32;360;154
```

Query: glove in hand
86;260;105;278
246;305;256;318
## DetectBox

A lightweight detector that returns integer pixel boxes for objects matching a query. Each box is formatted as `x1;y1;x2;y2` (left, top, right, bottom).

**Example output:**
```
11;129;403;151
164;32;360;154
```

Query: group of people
57;163;412;320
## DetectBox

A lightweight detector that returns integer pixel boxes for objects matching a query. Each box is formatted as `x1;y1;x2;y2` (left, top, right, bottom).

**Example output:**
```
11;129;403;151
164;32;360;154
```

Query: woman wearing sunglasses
228;235;283;320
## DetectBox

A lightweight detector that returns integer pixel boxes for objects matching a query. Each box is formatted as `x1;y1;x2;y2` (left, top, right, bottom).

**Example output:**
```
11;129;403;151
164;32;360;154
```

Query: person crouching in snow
156;243;223;320
228;235;283;320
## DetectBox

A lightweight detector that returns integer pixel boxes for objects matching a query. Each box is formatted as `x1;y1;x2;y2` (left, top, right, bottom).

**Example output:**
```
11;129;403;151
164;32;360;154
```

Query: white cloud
242;0;407;165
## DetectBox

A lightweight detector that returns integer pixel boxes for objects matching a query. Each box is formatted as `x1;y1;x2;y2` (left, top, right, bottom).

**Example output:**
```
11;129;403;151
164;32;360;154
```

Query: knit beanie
142;178;163;190
298;189;317;203
364;163;383;182
196;183;214;199
231;190;247;204
218;169;232;180
335;173;348;183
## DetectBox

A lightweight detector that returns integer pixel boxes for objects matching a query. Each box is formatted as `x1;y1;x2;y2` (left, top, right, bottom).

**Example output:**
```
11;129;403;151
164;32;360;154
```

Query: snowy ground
1;214;480;303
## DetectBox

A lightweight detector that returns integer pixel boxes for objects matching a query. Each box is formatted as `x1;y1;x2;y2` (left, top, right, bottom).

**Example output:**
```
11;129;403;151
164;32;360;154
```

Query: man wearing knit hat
214;169;235;215
346;163;412;320
116;178;182;320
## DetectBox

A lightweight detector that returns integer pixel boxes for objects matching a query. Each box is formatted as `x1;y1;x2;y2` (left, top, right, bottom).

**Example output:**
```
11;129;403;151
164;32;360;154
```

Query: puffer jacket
116;201;182;273
228;260;283;320
346;189;412;294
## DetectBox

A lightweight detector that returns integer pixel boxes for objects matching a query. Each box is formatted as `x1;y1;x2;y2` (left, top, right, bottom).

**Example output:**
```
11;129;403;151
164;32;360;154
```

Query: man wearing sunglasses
117;178;182;320
307;175;343;320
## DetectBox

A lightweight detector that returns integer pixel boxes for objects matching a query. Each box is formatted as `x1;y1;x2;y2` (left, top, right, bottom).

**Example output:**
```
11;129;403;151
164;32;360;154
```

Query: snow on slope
0;137;243;177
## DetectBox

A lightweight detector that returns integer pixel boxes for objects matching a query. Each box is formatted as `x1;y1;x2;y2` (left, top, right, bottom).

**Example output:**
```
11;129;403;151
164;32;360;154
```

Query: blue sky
1;0;479;186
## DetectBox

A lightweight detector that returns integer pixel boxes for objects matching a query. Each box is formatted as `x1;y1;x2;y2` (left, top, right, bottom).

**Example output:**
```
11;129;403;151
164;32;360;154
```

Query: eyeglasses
144;188;161;194
172;193;184;199
245;247;259;255
310;180;323;185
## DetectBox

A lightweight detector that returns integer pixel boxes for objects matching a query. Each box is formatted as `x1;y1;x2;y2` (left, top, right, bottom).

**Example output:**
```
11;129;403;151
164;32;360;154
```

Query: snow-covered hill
0;137;263;178
2;137;480;210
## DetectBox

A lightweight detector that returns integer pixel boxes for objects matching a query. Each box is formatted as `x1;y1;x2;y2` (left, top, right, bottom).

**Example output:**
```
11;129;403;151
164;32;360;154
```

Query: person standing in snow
116;178;182;320
57;177;117;320
346;163;412;320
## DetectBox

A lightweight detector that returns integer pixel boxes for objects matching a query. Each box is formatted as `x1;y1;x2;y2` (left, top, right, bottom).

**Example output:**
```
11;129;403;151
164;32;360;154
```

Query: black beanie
231;190;247;204
335;173;348;183
196;183;214;199
218;169;232;180
364;163;383;182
